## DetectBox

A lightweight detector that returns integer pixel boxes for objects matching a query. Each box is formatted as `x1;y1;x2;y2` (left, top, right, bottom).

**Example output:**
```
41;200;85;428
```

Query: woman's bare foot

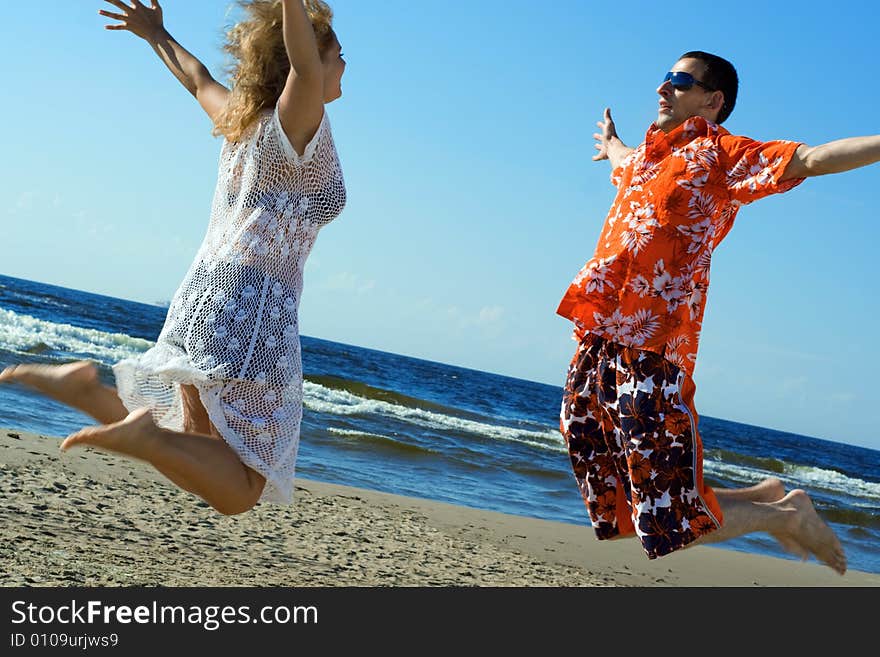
0;360;101;404
61;407;158;458
0;360;128;424
774;489;847;575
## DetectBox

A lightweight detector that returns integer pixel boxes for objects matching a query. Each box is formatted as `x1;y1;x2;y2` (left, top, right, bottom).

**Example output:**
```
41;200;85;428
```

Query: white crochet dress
113;105;346;504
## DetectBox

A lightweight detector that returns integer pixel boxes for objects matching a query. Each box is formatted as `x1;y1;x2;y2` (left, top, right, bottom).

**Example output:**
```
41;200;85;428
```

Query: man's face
655;58;720;132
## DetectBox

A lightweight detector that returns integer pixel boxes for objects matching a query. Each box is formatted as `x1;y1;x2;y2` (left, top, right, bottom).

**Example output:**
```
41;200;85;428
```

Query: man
557;51;880;575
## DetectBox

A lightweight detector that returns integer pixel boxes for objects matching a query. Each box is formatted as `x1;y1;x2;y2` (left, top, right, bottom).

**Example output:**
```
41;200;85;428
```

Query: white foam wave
705;459;880;500
327;428;393;441
0;308;153;365
304;381;564;452
703;460;767;485
786;464;880;500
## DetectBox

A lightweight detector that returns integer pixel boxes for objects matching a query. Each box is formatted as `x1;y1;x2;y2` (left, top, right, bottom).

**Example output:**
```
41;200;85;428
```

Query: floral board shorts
559;331;724;559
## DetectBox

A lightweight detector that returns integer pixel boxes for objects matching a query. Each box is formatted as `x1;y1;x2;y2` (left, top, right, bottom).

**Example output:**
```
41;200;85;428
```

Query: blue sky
1;1;878;450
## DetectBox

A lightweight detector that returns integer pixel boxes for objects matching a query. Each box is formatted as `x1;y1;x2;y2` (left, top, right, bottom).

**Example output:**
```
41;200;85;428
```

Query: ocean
1;272;878;575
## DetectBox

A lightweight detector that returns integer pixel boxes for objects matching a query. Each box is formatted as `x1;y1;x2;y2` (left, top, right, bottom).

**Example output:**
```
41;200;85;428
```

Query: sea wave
822;507;880;530
2;289;71;313
704;449;880;500
326;427;440;456
306;374;483;421
324;427;570;482
786;463;880;500
706;448;786;474
0;308;152;364
304;381;564;452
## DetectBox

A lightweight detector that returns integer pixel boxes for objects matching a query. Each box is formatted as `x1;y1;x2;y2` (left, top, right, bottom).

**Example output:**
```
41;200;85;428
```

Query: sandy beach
1;428;876;588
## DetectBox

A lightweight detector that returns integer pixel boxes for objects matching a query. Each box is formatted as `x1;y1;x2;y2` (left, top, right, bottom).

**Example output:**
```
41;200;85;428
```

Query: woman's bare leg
0;361;127;424
91;382;265;515
179;383;218;436
147;383;229;499
61;407;266;516
2;362;265;515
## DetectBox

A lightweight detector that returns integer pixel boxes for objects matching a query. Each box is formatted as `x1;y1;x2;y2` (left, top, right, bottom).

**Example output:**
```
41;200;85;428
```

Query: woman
0;0;346;515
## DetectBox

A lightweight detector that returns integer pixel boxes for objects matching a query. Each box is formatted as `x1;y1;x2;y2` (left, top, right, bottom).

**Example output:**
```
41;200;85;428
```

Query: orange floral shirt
557;116;805;378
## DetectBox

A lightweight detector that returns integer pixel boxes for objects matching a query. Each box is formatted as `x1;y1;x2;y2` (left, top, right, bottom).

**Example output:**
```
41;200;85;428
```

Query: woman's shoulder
270;106;335;167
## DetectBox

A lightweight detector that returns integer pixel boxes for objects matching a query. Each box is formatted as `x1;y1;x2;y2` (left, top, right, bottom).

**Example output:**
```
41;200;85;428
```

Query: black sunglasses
663;71;716;92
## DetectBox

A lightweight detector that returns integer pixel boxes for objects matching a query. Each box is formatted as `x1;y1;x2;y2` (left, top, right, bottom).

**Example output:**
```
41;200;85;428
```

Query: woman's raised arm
276;0;327;156
99;0;229;123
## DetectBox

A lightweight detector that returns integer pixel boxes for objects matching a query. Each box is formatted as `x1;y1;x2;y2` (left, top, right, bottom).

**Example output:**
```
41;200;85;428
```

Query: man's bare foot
774;489;847;575
715;478;806;557
61;407;158;458
0;361;101;405
771;532;810;561
715;477;786;503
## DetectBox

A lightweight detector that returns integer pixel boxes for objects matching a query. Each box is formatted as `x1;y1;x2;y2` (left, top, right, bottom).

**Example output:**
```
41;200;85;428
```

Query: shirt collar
643;116;730;157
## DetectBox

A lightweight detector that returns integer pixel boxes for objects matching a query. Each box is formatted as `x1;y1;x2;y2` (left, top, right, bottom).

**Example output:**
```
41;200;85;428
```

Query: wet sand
1;428;876;587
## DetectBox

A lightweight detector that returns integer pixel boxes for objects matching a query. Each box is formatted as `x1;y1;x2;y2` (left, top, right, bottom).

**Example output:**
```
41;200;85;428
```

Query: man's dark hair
680;51;738;124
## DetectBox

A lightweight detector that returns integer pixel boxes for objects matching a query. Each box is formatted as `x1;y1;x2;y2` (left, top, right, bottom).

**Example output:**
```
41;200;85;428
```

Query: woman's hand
99;0;165;42
98;0;228;121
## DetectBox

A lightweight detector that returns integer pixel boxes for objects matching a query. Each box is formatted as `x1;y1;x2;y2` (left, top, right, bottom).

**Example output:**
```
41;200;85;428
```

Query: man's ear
707;90;725;114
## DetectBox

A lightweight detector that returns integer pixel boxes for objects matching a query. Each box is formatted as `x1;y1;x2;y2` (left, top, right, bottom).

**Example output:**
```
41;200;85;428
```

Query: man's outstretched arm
593;108;634;170
781;136;880;180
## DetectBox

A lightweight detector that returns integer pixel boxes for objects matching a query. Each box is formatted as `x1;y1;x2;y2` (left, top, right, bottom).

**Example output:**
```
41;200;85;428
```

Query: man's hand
99;0;165;43
592;107;634;170
593;108;619;161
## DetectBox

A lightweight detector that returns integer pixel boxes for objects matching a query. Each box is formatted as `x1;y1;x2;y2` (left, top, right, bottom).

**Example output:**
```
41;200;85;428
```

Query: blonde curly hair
213;0;335;142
